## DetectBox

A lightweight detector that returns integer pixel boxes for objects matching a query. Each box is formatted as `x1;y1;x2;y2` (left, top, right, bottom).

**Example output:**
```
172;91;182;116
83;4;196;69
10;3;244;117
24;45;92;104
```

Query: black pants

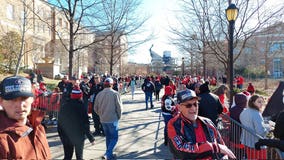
92;109;104;133
83;97;89;113
58;125;84;160
155;90;160;100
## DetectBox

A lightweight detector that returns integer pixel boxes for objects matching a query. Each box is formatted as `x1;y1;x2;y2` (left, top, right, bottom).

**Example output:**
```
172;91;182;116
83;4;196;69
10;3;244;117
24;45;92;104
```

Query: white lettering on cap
4;84;31;93
181;93;192;100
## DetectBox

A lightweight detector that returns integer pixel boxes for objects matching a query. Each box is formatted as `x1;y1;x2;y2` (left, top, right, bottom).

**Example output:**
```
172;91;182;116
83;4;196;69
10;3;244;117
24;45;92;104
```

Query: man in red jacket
167;89;235;159
0;76;51;159
236;75;244;89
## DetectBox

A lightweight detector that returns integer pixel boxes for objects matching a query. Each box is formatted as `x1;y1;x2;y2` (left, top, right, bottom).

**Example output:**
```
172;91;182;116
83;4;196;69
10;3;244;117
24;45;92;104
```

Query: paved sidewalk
46;88;172;159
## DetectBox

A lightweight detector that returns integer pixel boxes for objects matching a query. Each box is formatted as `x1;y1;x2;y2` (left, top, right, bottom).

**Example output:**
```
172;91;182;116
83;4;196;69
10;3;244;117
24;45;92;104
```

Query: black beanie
199;81;210;94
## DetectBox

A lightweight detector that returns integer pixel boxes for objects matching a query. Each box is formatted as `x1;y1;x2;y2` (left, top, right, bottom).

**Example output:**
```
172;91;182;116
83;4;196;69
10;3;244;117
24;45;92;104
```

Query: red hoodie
0;111;51;159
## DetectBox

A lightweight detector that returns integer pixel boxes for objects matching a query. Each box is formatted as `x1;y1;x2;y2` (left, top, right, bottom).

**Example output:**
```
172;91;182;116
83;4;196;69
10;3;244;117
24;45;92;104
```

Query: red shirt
170;84;177;94
195;120;207;143
237;76;244;85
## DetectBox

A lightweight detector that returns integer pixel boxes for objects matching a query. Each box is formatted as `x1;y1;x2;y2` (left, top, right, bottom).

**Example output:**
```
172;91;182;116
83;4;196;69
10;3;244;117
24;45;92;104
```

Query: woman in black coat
58;84;95;160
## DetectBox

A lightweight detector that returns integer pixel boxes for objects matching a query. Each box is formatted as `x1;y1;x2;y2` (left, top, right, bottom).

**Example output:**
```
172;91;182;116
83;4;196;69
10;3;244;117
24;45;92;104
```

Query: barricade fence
31;92;62;126
218;113;283;159
28;92;283;159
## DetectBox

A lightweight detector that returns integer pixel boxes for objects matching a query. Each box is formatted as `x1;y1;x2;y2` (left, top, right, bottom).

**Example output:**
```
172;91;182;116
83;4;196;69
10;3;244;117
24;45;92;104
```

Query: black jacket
274;111;284;140
198;92;223;125
141;79;155;93
80;81;90;99
89;83;104;103
58;99;94;145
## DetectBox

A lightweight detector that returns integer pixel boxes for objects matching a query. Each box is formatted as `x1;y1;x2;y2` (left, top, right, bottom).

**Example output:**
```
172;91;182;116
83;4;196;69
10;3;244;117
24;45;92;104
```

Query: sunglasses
182;102;198;108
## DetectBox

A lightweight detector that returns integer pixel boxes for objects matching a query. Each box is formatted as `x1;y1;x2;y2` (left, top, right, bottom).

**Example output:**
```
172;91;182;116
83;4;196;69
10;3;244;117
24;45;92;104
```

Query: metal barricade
31;92;62;127
218;113;283;159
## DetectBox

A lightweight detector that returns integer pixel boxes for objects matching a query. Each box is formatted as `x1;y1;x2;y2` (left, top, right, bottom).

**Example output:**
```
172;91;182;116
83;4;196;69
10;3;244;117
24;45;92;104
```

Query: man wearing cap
167;89;235;159
80;76;90;113
57;75;73;104
94;77;123;159
0;76;51;159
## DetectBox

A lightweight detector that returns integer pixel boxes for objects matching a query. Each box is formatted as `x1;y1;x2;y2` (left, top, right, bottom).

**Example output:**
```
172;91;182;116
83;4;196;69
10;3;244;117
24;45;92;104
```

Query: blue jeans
145;92;153;109
162;113;173;141
130;87;135;99
102;121;119;159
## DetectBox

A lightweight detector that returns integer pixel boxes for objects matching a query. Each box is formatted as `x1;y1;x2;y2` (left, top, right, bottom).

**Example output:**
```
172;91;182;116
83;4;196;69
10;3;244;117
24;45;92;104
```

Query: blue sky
128;0;180;64
129;0;284;64
47;0;284;64
48;0;179;64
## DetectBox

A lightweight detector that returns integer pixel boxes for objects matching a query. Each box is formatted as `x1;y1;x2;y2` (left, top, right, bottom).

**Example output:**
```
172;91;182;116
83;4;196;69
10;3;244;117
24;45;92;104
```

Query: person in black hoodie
58;83;95;160
198;81;223;125
154;77;163;101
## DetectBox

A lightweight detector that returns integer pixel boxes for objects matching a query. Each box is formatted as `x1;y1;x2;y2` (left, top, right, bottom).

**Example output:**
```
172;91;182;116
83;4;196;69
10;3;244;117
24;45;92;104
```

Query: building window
273;58;282;78
244;47;252;54
58;18;62;27
37;22;40;32
65;22;68;29
6;4;14;20
260;59;265;65
269;42;284;53
42;24;45;32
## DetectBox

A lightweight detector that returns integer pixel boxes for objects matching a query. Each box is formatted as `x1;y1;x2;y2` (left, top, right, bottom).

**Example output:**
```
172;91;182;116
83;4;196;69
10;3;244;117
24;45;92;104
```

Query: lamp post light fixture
226;3;239;106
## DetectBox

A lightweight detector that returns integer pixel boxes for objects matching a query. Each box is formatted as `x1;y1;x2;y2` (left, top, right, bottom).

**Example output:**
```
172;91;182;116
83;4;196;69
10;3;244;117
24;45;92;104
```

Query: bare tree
169;0;209;78
44;0;151;77
248;23;284;89
170;0;284;83
0;0;36;75
0;31;21;73
91;0;151;75
14;0;29;76
46;0;101;78
0;0;54;75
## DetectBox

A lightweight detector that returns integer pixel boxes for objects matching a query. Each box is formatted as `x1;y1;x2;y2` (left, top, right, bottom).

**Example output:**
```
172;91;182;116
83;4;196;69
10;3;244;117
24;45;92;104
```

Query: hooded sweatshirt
0;111;51;159
230;93;248;123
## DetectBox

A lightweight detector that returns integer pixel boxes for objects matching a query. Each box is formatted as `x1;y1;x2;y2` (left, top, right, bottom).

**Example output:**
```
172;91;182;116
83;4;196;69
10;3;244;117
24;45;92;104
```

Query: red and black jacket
168;114;225;159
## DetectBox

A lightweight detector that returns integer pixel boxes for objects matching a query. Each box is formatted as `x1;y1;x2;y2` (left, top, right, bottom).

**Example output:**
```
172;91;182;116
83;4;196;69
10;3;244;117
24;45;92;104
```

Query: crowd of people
0;72;283;159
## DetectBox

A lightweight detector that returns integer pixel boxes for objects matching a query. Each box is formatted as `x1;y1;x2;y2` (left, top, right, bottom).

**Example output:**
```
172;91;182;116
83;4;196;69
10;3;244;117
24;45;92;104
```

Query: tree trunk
69;22;74;78
110;45;114;76
15;0;27;76
264;51;269;90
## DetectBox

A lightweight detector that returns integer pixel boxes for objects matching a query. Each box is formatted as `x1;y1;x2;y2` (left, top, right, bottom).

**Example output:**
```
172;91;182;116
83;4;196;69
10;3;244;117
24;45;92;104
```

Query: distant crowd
1;71;284;159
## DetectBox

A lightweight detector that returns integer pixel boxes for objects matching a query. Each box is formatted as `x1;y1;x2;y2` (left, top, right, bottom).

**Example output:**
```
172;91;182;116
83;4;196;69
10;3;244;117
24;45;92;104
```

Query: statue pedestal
36;62;60;79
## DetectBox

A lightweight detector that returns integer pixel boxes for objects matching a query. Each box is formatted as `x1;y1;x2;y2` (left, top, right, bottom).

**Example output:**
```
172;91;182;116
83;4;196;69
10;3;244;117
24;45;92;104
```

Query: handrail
221;113;264;139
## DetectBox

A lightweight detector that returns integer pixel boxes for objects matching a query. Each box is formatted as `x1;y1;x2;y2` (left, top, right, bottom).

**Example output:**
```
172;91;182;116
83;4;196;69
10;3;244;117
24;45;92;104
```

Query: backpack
143;81;154;92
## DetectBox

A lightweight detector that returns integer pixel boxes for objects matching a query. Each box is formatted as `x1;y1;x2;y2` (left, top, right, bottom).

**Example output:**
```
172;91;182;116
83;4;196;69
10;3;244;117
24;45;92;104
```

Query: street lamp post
226;3;239;106
182;57;185;76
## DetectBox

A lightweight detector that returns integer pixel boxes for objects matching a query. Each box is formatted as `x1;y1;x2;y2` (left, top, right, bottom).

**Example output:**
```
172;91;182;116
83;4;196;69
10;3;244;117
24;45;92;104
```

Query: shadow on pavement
123;99;145;105
118;143;172;159
48;140;62;147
